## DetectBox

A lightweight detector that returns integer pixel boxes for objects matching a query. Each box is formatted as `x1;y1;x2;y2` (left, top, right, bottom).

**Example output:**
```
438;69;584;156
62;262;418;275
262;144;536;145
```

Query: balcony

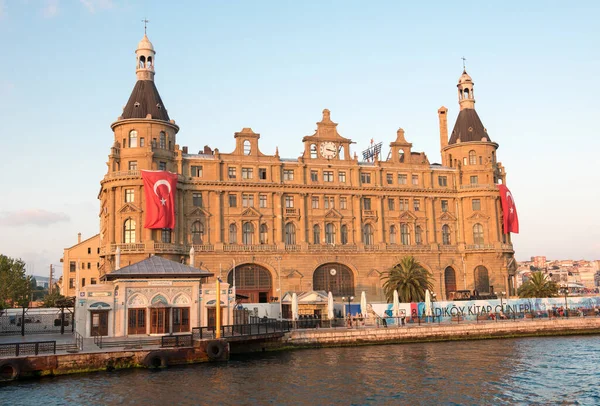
362;210;377;218
100;242;186;255
285;208;299;217
223;244;277;252
191;244;215;252
308;244;358;252
459;184;497;190
466;244;495;251
385;244;432;253
104;170;140;180
364;244;380;251
285;244;301;252
439;245;458;252
501;243;514;252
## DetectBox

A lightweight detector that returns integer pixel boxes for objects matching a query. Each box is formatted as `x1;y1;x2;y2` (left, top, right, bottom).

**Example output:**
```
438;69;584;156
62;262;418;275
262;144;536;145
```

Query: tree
518;271;558;298
43;291;68;308
0;255;32;309
381;256;433;303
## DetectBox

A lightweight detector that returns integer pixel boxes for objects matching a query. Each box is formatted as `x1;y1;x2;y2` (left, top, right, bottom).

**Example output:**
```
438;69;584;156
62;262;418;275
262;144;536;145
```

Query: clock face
330;268;337;276
319;142;337;159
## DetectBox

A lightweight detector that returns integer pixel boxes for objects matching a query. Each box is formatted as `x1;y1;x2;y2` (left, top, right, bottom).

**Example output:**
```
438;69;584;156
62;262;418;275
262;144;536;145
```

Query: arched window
243;140;251;155
474;266;490;294
229;223;237;244
129;130;138;148
191;221;204;244
340;225;348;245
313;263;355;296
415;226;423;245
310;144;317;159
139;55;146;68
325;223;335;244
285;222;296;245
242;222;254;245
400;224;410;245
159;131;166;149
123;218;136;243
363;224;373;245
228;264;272;303
469;150;477;165
444;267;457;300
313;225;321;244
442;225;451;245
259;223;268;244
449;154;453;168
389;225;397;244
473;223;484;246
147;56;153;67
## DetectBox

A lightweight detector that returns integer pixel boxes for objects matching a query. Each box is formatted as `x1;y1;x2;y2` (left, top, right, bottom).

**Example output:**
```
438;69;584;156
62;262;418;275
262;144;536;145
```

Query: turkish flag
498;184;519;234
141;170;178;229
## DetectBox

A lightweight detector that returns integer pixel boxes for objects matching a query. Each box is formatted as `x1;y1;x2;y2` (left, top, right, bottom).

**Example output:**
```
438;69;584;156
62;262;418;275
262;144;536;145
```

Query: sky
0;1;599;278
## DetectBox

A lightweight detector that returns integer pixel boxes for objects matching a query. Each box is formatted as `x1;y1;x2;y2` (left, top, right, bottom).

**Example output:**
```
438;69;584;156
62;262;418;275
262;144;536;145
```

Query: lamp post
275;256;282;320
342;296;354;318
495;291;506;311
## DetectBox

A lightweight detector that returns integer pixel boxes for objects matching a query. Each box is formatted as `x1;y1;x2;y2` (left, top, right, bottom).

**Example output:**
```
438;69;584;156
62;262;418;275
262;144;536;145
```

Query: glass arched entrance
444;267;457;300
474;265;490;294
228;264;272;303
313;263;354;297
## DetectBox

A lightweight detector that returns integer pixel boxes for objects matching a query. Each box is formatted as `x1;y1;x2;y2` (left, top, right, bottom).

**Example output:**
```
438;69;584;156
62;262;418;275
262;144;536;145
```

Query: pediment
187;207;211;218
285;269;304;278
438;212;457;221
241;207;261;218
367;269;382;278
118;203;142;214
467;212;490;221
399;211;417;221
324;209;342;219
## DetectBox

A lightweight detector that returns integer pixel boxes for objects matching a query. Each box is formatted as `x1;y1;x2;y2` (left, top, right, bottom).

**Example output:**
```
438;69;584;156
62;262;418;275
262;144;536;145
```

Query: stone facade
97;35;517;303
60;233;100;297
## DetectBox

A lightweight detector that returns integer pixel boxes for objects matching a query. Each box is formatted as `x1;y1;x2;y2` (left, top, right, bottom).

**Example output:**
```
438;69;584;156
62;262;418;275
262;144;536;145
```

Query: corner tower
99;34;182;275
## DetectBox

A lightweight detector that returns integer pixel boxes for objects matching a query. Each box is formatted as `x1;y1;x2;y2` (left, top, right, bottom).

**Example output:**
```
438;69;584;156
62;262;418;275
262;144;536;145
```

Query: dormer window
156;103;162;110
243;140;251;155
134;102;140;108
310;144;317;159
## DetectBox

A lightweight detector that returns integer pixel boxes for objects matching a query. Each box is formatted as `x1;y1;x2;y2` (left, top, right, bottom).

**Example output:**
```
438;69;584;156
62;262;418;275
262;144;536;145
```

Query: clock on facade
330;268;337;276
319;141;337;159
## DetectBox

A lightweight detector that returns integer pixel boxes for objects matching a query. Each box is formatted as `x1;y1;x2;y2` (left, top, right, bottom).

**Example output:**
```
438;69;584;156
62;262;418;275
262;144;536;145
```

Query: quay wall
280;318;600;348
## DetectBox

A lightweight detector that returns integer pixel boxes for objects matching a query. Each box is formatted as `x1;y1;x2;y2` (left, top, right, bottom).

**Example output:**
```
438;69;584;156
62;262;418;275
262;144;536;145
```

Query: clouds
79;0;114;14
42;0;59;18
0;209;70;227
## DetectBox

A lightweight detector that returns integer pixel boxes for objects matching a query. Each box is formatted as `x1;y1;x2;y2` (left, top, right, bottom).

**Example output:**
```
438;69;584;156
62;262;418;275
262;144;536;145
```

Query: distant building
531;256;547;269
61;233;101;297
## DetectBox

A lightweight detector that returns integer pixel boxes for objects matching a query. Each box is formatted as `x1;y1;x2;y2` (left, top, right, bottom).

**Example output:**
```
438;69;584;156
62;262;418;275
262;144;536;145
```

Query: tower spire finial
141;18;149;35
461;56;467;71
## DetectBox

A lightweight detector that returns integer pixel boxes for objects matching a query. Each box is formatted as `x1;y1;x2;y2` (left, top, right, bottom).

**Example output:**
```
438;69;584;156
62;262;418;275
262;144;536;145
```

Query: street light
495;291;506;311
342;296;354;318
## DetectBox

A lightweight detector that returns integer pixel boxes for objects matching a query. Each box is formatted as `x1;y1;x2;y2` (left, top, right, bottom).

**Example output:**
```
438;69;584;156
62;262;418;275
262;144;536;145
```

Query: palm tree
381;256;433;303
518;271;558;298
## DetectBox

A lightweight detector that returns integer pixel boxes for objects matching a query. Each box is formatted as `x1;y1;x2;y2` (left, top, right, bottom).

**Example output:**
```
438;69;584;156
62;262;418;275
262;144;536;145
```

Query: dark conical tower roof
448;108;490;144
121;80;170;121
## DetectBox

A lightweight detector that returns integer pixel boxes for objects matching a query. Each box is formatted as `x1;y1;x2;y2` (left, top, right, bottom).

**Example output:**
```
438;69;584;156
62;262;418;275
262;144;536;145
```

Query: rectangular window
125;188;134;203
414;199;421;211
438;176;448;187
259;194;267;208
140;137;145;147
161;229;171;243
386;173;393;185
87;247;91;254
363;198;372;210
441;200;449;212
340;197;347;209
91;278;97;285
192;193;202;207
87;262;91;269
69;278;75;289
70;261;76;272
285;195;294;208
128;161;137;170
412;175;419;185
283;169;294;181
338;171;346;183
324;197;334;209
242;193;254;207
242;168;253;179
81;278;86;288
312;196;319;209
191;165;203;177
472;199;481;211
259;168;267;180
229;194;237;208
311;170;318;182
398;174;407;185
361;173;371;184
399;198;409;211
228;167;237;179
323;171;334;182
388;198;395;211
470;175;478;185
158;161;167;171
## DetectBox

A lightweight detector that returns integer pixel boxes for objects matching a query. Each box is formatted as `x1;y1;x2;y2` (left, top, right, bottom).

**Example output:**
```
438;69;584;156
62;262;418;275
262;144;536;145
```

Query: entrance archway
313;263;354;297
474;265;490;294
444;267;457;300
228;264;273;303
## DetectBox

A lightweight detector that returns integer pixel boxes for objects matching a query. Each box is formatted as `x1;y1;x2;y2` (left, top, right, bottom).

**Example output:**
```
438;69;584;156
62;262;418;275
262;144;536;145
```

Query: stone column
275;192;283;243
352;194;362;244
457;197;465;244
377;196;385;243
300;193;307;243
214;191;222;243
109;187;116;244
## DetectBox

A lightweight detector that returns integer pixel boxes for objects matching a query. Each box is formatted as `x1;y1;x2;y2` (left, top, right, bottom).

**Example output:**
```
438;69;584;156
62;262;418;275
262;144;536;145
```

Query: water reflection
2;336;600;405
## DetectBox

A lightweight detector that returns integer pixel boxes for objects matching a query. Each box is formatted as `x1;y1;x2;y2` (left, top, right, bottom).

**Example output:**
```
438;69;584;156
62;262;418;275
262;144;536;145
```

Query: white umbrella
360;291;367;316
292;292;299;320
327;291;335;320
425;289;433;317
393;290;400;317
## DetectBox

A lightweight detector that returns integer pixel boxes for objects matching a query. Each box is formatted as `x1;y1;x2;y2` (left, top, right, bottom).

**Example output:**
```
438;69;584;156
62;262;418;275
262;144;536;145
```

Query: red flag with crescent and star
498;184;519;234
141;170;178;229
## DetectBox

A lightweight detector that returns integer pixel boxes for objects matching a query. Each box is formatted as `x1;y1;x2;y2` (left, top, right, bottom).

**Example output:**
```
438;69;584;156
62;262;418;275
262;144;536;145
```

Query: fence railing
0;341;56;357
161;334;193;347
0;308;74;336
192;320;290;340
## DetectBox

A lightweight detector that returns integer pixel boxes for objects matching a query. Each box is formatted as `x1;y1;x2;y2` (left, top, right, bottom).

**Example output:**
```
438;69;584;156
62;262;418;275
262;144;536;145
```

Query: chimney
438;106;448;150
77;232;82;244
